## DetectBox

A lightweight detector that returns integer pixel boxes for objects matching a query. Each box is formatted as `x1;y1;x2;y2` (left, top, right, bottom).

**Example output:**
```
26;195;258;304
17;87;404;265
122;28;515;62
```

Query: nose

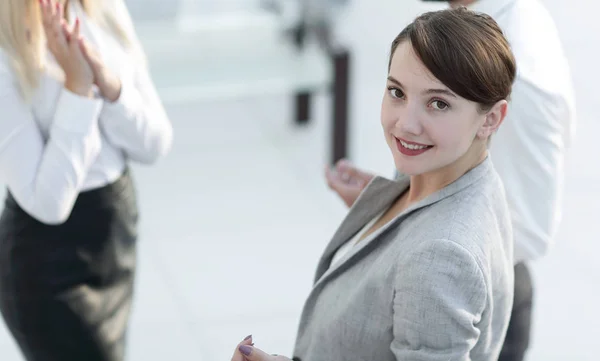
395;102;423;136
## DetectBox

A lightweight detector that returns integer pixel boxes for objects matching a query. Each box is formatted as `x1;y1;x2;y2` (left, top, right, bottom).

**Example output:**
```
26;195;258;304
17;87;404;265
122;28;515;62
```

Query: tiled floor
1;1;598;360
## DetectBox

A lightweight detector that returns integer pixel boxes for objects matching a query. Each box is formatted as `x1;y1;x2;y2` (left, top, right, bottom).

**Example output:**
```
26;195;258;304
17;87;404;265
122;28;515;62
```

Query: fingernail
243;334;252;341
239;345;252;356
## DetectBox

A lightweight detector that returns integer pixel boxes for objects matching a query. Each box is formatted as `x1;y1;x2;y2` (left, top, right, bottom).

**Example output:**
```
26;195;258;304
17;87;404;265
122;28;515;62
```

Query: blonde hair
0;0;137;100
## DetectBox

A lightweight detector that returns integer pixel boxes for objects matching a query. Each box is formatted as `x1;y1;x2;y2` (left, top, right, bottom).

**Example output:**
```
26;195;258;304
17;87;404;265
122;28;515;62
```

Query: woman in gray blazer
232;7;516;361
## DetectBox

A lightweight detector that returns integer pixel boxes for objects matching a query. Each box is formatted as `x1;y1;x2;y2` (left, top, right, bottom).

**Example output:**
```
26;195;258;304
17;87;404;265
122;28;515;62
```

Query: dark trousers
499;263;534;361
0;169;138;361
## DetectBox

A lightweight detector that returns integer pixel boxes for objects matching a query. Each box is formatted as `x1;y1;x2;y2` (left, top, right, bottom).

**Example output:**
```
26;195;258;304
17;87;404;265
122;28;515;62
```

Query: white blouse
330;210;385;268
0;0;172;224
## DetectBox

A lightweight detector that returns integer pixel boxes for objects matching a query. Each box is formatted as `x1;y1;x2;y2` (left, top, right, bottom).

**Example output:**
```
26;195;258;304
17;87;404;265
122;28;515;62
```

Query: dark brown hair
389;7;517;111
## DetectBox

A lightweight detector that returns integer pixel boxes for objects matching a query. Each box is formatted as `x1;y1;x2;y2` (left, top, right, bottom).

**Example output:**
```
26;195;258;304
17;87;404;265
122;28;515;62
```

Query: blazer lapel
313;175;410;283
312;157;495;288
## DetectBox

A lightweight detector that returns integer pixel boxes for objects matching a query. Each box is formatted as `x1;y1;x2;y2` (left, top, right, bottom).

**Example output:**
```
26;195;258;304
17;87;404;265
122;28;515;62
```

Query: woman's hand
325;159;374;208
39;0;93;97
231;335;291;361
78;37;122;102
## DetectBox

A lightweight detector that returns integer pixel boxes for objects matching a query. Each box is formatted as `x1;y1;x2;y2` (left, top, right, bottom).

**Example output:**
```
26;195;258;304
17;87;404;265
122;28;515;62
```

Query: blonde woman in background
0;0;172;360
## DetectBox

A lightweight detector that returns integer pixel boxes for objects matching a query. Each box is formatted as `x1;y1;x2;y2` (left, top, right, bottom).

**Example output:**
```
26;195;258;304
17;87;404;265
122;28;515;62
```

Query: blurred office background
0;0;598;359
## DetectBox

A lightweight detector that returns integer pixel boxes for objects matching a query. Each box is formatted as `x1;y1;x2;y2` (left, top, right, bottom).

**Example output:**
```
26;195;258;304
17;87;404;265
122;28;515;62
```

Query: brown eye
431;100;449;110
387;87;405;99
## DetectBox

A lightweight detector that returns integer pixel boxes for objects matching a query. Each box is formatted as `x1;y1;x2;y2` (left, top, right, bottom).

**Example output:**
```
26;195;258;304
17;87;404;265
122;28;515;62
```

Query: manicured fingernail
239;345;252;356
244;334;252;341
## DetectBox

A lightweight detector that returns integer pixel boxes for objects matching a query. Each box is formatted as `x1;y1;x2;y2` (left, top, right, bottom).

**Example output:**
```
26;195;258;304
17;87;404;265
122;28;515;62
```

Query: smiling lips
395;137;434;156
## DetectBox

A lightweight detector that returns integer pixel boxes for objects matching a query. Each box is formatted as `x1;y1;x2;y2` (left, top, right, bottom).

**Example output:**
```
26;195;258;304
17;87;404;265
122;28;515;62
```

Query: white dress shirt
0;0;172;225
471;0;576;262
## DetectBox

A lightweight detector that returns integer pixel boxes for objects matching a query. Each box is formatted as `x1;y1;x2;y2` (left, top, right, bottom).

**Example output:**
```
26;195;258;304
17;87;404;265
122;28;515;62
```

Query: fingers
40;0;68;50
53;1;61;22
324;163;367;207
238;345;279;361
78;35;88;54
50;1;63;35
77;36;94;62
325;161;366;188
325;165;354;192
334;159;374;186
326;159;359;185
70;17;81;46
335;159;359;183
61;19;71;42
39;0;50;27
40;0;54;29
68;18;87;59
231;335;254;361
77;36;104;76
334;158;354;174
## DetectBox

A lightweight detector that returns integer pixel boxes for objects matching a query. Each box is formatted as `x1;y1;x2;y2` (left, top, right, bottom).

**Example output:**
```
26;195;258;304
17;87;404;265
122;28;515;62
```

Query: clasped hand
231;335;292;361
39;0;121;101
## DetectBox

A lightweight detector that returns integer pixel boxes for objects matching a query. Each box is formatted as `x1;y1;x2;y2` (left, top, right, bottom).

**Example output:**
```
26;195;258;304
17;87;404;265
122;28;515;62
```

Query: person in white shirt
0;0;172;359
325;0;576;360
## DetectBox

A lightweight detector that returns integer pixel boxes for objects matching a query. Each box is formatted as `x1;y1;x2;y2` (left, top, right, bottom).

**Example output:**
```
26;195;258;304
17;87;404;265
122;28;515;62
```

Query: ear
477;100;508;139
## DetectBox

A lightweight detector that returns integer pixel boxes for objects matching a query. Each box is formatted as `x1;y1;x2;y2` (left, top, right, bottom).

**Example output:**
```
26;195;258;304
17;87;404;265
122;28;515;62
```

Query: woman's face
381;41;505;176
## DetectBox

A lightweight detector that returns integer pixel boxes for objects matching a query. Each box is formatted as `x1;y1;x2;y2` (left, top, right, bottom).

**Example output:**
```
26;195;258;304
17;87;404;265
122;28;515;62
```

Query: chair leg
291;21;311;126
331;50;350;164
294;92;311;125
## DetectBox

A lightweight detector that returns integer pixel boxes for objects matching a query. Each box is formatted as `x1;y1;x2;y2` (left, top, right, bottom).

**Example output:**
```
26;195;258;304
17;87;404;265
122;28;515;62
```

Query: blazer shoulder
409;177;510;255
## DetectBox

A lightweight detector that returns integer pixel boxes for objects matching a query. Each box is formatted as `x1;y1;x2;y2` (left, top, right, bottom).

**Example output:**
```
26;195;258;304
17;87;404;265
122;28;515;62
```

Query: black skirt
0;168;139;361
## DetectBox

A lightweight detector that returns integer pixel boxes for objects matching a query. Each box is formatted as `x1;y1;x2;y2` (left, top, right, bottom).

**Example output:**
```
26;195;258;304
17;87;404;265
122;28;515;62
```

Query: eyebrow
387;76;457;98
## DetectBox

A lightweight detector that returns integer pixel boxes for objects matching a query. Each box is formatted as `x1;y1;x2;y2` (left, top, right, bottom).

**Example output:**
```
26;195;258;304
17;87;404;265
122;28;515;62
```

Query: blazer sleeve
391;239;488;361
0;59;103;225
98;0;173;164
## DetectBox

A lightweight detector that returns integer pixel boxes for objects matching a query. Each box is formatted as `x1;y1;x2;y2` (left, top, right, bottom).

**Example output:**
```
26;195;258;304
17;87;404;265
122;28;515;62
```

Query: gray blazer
292;157;514;361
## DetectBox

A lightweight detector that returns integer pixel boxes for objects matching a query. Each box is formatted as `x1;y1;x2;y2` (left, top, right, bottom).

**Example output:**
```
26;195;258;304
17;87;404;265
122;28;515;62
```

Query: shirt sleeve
97;0;173;164
489;78;574;262
0;62;103;224
391;239;488;361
